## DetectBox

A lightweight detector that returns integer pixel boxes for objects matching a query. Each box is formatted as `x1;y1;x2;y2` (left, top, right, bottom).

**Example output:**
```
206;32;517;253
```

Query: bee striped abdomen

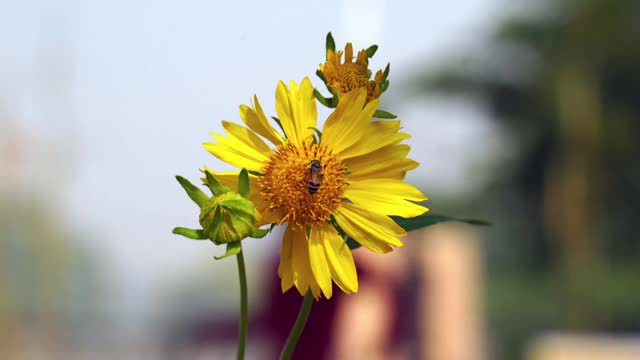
308;181;321;194
308;160;323;195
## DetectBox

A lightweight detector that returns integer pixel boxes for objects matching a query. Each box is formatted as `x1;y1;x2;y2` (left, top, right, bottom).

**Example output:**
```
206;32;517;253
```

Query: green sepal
365;69;372;79
331;93;339;107
373;109;397;119
308;127;323;142
381;63;390;83
238;168;250;198
314;89;334;108
315;69;327;84
247;170;264;177
172;227;207;240
326;32;336;56
176;175;209;207
204;170;231;196
366;44;378;58
250;227;270;238
381;79;390;92
346;213;491;250
271;116;287;137
214;241;242;260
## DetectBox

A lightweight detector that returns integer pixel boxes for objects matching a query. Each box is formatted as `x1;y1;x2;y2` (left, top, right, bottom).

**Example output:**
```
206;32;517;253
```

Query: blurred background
2;0;639;359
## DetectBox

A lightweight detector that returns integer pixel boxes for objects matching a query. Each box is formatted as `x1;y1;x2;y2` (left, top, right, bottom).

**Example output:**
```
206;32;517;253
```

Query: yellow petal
203;134;267;173
239;96;284;146
321;89;372;153
346;144;419;181
278;225;294;292
290;226;315;296
333;203;406;253
275;82;293;142
253;202;281;227
275;78;317;146
308;224;333;299
309;278;321;300
210;133;269;163
345;43;353;64
344;179;428;217
339;120;411;159
222;120;272;155
200;168;240;191
317;223;358;293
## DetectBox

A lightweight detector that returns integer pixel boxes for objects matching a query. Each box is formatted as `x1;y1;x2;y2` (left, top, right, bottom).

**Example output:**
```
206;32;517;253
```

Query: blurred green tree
414;0;640;358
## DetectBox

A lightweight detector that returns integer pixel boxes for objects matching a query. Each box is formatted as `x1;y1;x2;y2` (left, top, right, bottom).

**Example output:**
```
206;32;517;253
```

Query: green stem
279;290;314;360
236;247;248;360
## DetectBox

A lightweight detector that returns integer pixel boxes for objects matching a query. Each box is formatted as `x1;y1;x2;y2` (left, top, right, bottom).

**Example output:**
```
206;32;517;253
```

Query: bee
308;160;323;195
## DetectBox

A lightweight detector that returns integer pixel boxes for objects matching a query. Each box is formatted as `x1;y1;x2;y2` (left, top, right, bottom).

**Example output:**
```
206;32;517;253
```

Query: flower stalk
279;290;314;360
236;246;248;360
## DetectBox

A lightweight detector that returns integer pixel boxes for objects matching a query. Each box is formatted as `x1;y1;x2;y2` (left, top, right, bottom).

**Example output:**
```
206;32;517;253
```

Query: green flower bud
173;169;272;260
199;192;256;245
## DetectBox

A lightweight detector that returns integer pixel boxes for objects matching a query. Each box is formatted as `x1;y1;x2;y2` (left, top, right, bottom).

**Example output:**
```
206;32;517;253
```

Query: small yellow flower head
320;42;383;102
318;33;389;107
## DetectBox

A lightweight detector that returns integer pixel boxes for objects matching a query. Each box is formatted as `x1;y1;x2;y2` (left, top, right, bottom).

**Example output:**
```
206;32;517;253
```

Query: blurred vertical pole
545;60;602;329
418;224;485;360
35;2;74;348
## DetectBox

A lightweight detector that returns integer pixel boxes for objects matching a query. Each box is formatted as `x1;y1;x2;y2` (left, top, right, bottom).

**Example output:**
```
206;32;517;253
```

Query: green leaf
250;227;270;238
176;175;209;207
204;171;231;196
315;69;327;84
326;32;336;55
373;109;397;119
238;168;250;198
346;237;361;250
463;219;493;226
172;227;207;240
214;241;242;260
366;44;378;58
347;213;491;250
314;89;334;108
392;213;491;232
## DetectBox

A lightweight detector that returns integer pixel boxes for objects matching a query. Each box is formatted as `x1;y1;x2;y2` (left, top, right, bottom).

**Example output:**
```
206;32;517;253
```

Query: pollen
258;140;347;229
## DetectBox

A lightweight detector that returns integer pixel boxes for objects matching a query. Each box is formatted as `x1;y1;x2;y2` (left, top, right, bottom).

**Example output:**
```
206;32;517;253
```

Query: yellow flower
319;42;384;103
203;77;428;299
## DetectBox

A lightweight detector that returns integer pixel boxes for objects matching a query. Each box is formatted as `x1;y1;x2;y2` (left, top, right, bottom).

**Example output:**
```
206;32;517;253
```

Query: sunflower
203;77;427;299
319;42;384;103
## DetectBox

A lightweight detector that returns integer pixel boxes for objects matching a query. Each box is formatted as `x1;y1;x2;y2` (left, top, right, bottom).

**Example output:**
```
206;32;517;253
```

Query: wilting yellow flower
319;42;384;103
203;77;427;299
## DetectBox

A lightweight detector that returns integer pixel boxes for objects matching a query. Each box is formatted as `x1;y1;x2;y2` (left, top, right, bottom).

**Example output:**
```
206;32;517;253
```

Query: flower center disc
258;140;346;228
329;64;370;96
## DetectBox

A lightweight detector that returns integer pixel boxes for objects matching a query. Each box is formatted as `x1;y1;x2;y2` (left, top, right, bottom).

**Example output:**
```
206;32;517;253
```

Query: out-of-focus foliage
0;193;106;357
415;0;640;358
